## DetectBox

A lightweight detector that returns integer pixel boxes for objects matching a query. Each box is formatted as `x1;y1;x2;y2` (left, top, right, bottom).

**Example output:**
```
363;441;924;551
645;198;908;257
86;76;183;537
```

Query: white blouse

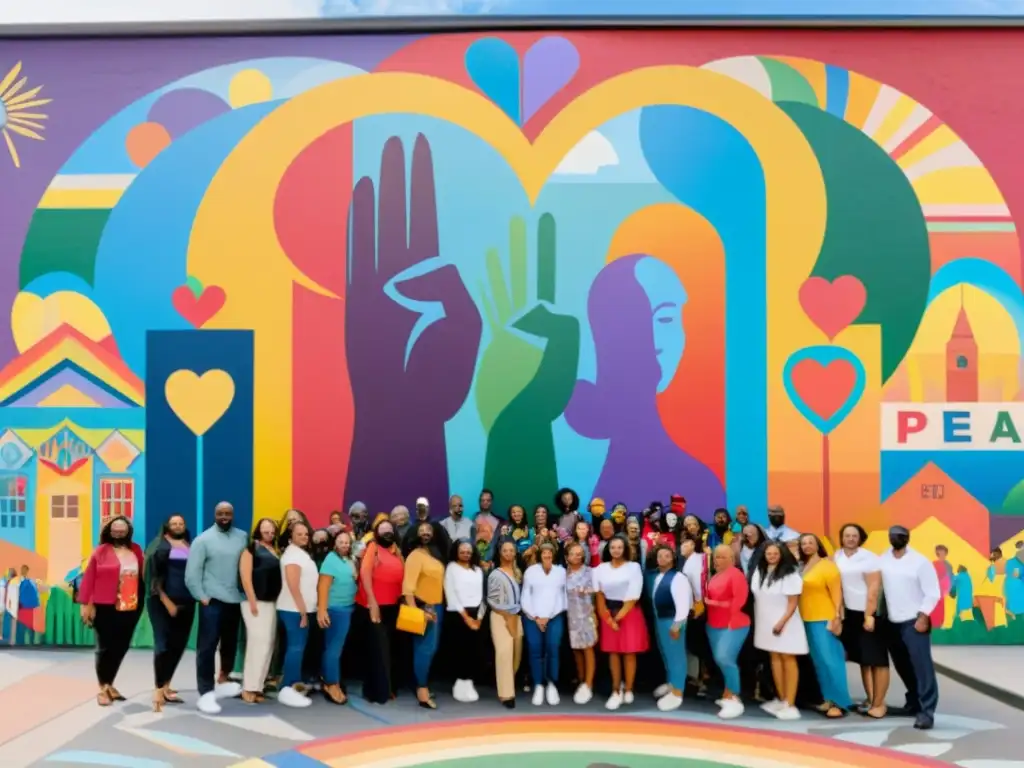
444;562;485;618
681;553;705;601
277;545;318;613
521;563;567;619
592;561;643;602
835;548;880;612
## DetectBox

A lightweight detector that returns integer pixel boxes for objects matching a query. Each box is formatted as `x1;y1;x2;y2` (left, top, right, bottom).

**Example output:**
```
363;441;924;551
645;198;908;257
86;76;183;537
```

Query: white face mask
665;513;678;529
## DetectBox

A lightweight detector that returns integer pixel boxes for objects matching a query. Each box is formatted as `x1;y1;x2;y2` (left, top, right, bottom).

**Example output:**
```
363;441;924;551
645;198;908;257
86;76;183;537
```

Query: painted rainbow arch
231;716;946;768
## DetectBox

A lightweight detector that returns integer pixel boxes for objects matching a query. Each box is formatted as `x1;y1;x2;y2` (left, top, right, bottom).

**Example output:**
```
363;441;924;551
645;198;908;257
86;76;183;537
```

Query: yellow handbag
396;604;427;635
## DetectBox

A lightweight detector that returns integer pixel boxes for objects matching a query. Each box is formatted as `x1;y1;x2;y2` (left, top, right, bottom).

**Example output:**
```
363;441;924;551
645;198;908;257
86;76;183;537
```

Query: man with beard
441;495;475;543
391;505;412;542
348;502;370;558
765;505;800;544
473;489;501;533
184;502;247;715
402;497;451;561
707;508;735;549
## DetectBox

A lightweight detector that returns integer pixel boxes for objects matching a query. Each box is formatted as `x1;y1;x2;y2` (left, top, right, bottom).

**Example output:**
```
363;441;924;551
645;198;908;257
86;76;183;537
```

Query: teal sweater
184;526;248;604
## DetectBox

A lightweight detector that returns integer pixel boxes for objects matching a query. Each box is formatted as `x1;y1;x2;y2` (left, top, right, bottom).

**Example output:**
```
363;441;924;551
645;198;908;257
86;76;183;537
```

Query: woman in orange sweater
356;518;404;704
79;515;145;707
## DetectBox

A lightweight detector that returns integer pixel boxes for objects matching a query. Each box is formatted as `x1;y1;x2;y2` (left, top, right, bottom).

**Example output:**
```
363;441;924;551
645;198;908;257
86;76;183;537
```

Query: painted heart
798;275;866;341
783;346;866;434
171;284;225;328
165;369;235;436
465;36;580;125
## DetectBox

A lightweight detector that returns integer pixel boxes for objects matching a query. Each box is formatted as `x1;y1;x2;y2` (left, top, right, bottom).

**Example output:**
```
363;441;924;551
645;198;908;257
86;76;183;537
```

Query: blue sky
5;0;1024;23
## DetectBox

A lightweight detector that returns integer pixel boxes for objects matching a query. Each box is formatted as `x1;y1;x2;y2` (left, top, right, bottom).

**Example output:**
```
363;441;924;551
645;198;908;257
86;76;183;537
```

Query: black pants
94;605;142;686
358;604;399;704
302;619;324;684
887;618;939;718
148;599;195;688
196;600;241;696
446;608;482;684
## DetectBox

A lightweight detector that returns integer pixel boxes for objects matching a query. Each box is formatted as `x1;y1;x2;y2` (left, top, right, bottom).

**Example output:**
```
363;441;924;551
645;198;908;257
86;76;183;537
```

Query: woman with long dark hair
650;543;692;710
572;520;602;568
357;518;405;704
752;541;807;720
594;533;648;710
498;505;533;558
146;514;194;711
679;535;711;695
239;518;281;703
403;521;446;709
487;538;523;708
564;540;597;704
79;515;144;707
445;539;486;703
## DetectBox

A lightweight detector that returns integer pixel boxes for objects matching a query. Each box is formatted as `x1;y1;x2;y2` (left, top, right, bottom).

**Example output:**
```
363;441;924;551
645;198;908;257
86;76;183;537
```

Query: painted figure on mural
931;545;953;628
565;255;725;516
1004;541;1024;618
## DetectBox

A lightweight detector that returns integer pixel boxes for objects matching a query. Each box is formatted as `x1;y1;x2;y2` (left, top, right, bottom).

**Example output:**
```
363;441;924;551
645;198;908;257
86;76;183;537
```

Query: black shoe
501;698;516;709
913;715;934;730
888;705;919;717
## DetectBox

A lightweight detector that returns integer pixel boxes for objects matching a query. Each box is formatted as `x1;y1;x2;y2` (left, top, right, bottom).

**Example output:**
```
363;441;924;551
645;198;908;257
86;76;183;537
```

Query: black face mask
419;535;433;546
376;532;396;547
768;515;784;527
216;519;232;531
714;520;729;532
169;530;186;540
889;533;910;550
111;534;128;545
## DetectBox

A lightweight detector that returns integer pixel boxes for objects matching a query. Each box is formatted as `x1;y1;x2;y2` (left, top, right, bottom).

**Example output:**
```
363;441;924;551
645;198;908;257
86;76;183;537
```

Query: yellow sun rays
1;61;52;169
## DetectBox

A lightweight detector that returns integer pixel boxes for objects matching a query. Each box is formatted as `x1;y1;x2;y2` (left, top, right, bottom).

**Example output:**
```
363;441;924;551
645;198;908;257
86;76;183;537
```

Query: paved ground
0;649;1020;767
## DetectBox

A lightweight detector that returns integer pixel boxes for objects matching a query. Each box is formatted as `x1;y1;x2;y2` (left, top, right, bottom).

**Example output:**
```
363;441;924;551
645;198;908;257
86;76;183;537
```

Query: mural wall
1;29;1024;646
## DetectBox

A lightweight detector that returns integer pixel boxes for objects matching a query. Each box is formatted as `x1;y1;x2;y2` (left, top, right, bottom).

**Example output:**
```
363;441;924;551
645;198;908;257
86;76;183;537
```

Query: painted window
0;474;27;530
100;479;134;523
956;355;970;370
51;494;80;520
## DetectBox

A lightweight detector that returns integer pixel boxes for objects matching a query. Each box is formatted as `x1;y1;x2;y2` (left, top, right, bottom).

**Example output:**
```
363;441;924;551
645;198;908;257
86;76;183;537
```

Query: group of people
74;488;941;730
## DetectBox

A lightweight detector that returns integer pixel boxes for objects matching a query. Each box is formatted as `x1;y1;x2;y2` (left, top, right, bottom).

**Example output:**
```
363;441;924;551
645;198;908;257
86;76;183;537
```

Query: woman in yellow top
798;533;852;718
403;521;446;709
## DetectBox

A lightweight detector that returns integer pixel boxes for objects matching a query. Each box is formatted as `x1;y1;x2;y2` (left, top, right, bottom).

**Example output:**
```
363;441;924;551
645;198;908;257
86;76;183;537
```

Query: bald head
214;501;234;531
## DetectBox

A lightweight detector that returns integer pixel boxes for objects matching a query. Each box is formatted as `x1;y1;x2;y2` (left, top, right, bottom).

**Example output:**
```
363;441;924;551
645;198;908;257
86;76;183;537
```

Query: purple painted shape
565;255;725;518
522;36;580;124
5;367;131;408
147;88;230;138
990;514;1024;551
0;34;414;367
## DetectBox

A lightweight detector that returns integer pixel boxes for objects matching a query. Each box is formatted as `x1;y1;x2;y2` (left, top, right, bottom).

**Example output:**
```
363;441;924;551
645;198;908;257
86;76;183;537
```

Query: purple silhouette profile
565;254;725;517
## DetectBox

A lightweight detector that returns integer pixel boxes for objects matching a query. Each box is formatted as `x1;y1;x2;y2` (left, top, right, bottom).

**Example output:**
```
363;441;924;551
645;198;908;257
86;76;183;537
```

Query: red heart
799;275;866;340
171;285;225;328
790;359;858;421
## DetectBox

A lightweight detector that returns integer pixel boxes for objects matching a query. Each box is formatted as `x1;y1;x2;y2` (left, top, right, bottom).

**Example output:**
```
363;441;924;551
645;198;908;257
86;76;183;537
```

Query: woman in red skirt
593;533;649;710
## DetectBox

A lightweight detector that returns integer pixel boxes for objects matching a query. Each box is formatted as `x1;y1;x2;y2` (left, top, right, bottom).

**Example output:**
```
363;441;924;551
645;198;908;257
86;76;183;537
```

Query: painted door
48;492;81;585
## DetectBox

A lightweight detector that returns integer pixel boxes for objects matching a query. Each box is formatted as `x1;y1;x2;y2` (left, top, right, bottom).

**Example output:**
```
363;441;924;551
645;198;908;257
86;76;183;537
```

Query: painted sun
0;61;52;169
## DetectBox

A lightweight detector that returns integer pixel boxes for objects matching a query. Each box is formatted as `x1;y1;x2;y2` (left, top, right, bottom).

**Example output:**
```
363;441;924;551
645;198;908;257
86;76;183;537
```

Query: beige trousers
241;601;277;693
490;610;523;700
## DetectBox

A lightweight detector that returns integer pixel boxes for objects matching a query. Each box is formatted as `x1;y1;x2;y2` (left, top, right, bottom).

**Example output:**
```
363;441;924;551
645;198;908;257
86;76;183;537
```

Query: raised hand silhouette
344;134;482;512
478;213;580;521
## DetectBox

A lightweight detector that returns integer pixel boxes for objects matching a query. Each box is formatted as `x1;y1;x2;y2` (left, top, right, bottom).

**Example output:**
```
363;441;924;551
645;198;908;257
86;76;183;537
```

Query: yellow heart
164;369;235;436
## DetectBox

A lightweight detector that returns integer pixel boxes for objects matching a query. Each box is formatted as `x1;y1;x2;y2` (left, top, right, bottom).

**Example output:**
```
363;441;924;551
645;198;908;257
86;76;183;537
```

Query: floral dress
566;564;598;649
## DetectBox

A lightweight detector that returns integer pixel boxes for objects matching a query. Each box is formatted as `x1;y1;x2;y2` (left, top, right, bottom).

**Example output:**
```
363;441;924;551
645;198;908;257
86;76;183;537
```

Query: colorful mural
2;31;1024;646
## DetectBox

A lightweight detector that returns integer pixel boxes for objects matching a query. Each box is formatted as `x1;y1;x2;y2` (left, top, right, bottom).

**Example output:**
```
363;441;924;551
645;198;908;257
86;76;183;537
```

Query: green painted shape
185;275;204;298
1001;480;1024;516
781;102;931;383
758;57;818;106
927;222;1016;233
19;208;111;289
423;753;742;768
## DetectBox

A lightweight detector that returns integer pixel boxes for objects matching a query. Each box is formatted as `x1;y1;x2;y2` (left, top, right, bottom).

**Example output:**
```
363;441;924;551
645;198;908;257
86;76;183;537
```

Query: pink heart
799;275;867;340
172;284;225;328
790;359;858;421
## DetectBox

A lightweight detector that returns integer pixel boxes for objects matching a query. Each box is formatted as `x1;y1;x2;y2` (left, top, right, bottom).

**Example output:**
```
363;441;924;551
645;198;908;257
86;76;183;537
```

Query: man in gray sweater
185;501;248;714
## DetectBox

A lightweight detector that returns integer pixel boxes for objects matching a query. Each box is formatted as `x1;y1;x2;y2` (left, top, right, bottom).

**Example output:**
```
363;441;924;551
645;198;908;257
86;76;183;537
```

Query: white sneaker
197;692;221;715
657;692;684;711
775;705;802;720
605;692;623;710
573;684;593;705
546;683;560;706
654;683;671;698
214;681;242;700
464;681;480;703
715;698;726;707
623;690;635;705
760;698;786;714
452;680;469;703
278;686;313;708
718;698;745;719
532;686;546;706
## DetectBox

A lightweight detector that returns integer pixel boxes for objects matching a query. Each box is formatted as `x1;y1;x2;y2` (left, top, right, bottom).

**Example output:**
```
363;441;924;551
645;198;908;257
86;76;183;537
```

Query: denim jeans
196;600;241;695
412;604;442;688
888;618;939;719
522;613;565;686
278;610;310;688
320;605;354;685
654;617;687;691
707;625;749;694
805;620;852;709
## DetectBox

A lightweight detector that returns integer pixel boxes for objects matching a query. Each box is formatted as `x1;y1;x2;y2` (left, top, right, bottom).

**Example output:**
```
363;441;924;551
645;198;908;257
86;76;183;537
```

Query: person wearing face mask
357;518;405;704
881;525;941;730
445;539;487;703
146;514;195;711
80;515;145;708
765;506;800;544
556;488;583;531
403;521;446;709
348;502;370;556
642;500;666;541
707;509;735;549
403;497;452;561
441;495;476;544
184;502;248;715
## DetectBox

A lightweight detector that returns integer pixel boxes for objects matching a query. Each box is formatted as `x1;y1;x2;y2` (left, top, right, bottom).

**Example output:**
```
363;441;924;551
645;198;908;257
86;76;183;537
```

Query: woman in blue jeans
317;530;357;705
276;522;319;708
521;542;567;706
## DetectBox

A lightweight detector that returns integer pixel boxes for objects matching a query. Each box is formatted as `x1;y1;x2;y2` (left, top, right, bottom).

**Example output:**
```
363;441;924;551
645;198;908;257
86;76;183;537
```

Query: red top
356;542;404;607
705;567;751;630
79;543;145;606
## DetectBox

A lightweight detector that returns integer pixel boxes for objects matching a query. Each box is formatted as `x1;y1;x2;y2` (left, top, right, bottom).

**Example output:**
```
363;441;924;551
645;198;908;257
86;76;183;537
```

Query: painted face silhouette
635;256;687;393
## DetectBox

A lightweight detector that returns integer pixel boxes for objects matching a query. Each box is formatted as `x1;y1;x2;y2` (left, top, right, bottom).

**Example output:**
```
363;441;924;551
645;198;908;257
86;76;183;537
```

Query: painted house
0;325;145;583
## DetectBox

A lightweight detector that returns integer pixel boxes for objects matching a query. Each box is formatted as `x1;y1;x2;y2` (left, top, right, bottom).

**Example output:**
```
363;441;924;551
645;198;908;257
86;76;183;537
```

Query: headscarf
589;497;607;519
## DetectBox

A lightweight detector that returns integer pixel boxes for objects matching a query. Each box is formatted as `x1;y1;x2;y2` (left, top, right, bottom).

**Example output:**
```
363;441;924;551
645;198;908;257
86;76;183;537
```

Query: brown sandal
162;689;183;704
241;691;260;704
106;686;126;702
152;690;165;712
97;690;113;707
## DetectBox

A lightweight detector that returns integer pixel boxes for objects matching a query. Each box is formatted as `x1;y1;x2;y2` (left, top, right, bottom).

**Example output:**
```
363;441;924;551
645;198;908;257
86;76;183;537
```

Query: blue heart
783;345;866;435
464;38;521;125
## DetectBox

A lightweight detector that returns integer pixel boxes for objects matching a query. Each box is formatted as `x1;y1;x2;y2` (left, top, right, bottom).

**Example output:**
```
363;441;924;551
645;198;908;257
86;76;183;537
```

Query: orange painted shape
0;673;99;745
125;121;172;168
844;71;883;130
929;230;1022;285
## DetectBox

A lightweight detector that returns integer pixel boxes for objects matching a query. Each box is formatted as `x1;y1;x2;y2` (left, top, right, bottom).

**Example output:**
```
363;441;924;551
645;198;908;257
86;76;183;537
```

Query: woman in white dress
751;541;807;720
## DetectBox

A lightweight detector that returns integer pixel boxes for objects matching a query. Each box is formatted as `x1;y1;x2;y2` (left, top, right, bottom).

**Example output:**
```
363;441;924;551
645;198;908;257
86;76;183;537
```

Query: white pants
241;601;277;693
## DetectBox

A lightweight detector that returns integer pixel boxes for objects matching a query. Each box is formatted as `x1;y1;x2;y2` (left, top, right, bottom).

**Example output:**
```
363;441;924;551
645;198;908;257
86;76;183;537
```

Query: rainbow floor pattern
233;716;947;768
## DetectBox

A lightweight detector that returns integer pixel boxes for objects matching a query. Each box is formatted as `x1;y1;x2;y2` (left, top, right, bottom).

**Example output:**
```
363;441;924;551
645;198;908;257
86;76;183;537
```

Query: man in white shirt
440;495;476;544
765;506;800;544
880;525;940;730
